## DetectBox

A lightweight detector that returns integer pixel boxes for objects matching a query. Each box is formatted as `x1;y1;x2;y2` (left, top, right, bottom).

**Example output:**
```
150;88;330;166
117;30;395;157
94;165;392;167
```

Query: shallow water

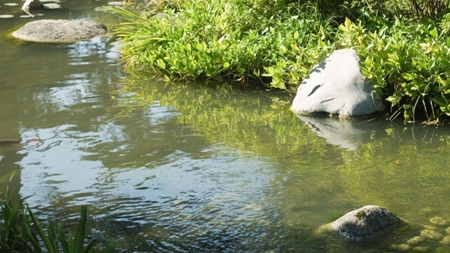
2;1;450;252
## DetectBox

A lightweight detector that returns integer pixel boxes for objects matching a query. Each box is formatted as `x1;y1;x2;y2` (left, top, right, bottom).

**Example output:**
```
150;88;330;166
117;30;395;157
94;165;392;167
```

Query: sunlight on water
3;0;450;252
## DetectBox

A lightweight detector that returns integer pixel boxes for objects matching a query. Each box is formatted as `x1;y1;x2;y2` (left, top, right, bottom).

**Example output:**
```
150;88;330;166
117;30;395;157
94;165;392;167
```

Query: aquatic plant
0;174;101;253
0;177;30;252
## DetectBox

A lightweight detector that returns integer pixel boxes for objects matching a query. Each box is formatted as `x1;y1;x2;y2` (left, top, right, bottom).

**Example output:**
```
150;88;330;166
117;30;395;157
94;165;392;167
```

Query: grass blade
27;205;56;253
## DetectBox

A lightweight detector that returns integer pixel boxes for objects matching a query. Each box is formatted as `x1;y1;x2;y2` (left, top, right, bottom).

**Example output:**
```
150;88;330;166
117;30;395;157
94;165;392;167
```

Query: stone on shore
12;19;107;43
291;49;385;118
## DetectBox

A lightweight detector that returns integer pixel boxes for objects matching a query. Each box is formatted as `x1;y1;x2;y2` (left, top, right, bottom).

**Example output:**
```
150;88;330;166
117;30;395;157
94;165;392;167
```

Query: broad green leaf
430;29;439;38
157;59;166;69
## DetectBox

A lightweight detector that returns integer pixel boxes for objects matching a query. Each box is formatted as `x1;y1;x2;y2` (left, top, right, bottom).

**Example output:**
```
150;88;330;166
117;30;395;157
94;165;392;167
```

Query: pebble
243;203;262;211
421;229;443;239
43;3;61;9
412;246;430;252
391;243;411;251
446;227;450;234
430;216;448;226
108;1;123;6
441;235;450;245
407;236;425;245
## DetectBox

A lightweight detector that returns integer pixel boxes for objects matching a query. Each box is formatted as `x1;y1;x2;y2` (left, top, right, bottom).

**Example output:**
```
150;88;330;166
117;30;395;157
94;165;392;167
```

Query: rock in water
12;19;107;43
332;205;400;241
291;49;385;117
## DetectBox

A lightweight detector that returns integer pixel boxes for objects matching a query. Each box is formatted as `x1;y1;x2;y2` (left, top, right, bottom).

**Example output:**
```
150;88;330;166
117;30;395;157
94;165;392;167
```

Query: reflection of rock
332;205;401;242
21;0;43;18
297;115;383;150
12;19;107;43
291;49;385;117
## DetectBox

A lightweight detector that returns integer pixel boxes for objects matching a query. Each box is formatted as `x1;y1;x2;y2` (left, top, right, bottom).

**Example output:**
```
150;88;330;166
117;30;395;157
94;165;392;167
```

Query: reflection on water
3;1;450;252
296;115;386;150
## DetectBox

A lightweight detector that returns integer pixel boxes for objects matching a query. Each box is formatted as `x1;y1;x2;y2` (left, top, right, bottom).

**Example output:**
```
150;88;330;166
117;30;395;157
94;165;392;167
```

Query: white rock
291;49;385;117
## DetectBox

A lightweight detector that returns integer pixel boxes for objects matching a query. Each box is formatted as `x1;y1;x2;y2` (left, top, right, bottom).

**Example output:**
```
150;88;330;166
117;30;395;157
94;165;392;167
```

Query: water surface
2;1;450;252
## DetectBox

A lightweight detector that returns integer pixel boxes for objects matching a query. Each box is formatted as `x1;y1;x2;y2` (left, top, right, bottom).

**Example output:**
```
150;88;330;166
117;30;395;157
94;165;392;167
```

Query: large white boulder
291;49;385;117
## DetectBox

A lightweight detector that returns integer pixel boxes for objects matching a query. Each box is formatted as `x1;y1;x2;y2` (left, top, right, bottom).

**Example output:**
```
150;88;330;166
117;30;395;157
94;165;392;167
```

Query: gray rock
332;205;400;241
291;49;385;117
12;19;107;43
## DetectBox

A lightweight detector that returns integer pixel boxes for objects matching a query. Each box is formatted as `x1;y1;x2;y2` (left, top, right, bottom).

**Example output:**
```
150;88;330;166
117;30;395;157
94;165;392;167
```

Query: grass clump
110;0;450;121
0;174;102;253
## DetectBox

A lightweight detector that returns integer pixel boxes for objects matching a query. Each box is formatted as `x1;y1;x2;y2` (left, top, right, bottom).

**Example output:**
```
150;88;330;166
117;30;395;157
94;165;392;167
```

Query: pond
2;1;450;252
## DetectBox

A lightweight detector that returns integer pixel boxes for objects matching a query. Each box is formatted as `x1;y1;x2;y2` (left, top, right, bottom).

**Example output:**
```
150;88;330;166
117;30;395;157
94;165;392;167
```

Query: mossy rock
12;19;107;43
317;205;403;242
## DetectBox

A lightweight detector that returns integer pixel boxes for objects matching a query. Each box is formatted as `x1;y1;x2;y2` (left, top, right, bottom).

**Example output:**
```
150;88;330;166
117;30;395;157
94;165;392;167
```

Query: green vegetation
0;174;102;253
110;0;450;121
110;0;334;90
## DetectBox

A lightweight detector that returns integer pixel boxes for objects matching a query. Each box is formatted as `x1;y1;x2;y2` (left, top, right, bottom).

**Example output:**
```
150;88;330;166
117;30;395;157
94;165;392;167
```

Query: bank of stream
2;0;450;252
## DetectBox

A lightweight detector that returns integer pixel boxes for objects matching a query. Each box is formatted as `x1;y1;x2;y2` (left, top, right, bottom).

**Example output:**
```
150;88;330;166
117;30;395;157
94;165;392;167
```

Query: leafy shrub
111;0;450;121
337;17;450;121
110;0;335;90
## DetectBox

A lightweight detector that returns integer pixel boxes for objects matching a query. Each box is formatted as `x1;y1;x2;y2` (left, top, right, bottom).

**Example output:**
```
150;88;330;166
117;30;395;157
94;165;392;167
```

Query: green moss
355;210;367;220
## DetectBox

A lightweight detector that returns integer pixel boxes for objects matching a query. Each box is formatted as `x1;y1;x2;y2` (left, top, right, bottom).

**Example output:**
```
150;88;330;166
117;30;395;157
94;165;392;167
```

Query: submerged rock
291;49;385;118
12;19;107;43
331;205;401;242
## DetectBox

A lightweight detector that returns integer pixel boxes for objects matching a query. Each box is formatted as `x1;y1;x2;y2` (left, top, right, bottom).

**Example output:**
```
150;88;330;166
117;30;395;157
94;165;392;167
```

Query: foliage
26;206;100;253
110;0;335;90
0;177;31;252
337;17;450;121
0;174;102;253
110;0;450;121
368;0;448;20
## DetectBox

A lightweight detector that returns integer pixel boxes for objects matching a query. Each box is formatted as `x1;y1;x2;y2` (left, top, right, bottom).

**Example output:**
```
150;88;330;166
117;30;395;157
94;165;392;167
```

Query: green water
2;1;450;252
